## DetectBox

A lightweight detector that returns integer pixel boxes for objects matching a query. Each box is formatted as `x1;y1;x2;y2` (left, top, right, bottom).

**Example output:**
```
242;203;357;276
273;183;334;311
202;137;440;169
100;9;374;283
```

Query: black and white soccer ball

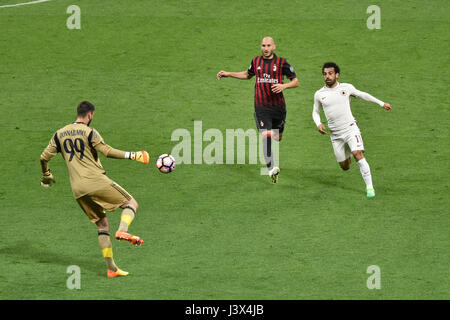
156;154;176;173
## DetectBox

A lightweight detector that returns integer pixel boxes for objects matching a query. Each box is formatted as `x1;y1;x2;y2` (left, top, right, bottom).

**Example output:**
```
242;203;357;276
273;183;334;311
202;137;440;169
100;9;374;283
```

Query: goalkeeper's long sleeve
95;143;127;159
94;144;149;163
40;133;59;173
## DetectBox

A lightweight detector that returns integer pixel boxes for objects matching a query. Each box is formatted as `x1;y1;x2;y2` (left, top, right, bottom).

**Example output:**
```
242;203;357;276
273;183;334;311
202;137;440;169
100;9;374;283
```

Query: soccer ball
156;154;176;173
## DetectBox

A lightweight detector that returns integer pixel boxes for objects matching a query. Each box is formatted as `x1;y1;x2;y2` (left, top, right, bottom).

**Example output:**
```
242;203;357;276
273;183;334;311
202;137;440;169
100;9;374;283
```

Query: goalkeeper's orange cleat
107;268;129;278
115;231;144;245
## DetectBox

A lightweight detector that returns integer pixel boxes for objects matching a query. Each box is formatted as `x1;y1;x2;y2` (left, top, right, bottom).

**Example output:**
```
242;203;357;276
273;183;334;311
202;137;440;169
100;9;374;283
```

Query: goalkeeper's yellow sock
118;205;136;233
98;231;118;272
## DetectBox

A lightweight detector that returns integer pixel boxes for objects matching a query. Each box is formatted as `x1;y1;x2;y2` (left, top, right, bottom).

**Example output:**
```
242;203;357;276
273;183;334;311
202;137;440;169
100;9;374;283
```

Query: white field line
0;0;54;9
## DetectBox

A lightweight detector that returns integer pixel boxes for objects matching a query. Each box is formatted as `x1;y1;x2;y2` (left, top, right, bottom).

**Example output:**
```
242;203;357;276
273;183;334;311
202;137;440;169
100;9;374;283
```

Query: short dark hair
322;62;340;74
77;101;95;117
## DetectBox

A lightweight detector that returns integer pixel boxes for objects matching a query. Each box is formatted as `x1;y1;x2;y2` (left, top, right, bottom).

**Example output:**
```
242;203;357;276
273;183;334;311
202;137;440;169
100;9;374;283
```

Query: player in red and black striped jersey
217;36;299;183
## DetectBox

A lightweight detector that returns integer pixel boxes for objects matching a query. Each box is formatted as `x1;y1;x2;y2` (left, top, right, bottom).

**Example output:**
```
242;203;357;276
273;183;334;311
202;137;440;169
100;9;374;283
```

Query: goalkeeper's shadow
0;240;105;276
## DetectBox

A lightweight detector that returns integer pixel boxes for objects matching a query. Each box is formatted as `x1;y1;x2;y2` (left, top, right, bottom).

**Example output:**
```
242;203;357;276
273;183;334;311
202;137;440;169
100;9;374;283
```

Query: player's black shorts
254;107;286;133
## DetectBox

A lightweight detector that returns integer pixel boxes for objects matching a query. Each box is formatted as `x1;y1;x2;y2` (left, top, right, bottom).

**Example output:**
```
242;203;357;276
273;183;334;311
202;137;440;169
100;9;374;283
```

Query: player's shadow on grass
0;241;105;276
221;164;274;184
300;168;362;194
217;164;362;194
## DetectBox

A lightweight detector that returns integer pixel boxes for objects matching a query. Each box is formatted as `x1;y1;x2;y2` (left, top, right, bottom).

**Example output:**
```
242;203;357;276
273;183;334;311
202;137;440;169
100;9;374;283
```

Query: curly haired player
312;62;392;197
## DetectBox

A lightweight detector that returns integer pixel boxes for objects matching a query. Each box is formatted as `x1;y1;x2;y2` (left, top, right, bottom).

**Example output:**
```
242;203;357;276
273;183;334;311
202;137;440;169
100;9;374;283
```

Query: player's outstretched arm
89;129;149;164
351;86;392;111
95;143;149;164
217;70;250;80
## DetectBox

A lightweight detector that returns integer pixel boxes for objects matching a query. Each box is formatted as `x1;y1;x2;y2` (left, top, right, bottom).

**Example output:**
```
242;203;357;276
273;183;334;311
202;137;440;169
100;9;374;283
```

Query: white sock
357;158;373;189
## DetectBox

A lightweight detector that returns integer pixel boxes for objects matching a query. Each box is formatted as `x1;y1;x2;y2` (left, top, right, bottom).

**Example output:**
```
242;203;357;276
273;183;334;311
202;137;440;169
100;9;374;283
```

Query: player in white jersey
312;62;392;197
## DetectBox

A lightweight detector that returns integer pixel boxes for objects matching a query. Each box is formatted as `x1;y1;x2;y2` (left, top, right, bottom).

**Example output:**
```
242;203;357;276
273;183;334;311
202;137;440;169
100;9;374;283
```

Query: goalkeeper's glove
40;169;55;187
129;151;149;164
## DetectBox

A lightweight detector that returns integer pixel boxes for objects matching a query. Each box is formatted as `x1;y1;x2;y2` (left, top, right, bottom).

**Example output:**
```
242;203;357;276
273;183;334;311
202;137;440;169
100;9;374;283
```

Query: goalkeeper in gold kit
40;101;149;278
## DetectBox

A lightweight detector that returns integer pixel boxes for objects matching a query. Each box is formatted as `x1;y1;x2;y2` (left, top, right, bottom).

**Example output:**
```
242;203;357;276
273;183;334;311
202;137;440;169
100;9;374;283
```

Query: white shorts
330;124;365;162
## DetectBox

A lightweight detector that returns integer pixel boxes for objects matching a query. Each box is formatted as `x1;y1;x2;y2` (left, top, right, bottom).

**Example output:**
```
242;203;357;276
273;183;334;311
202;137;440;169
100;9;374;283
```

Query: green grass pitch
0;0;449;299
